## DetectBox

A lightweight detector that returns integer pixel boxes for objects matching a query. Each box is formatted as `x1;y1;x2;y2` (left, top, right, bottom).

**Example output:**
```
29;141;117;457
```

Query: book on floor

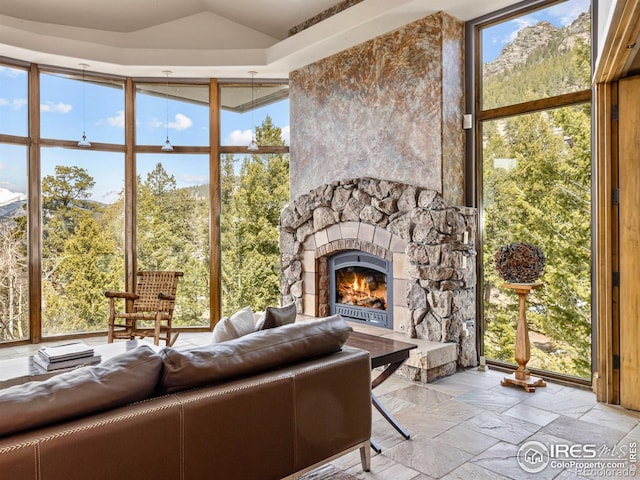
37;342;94;362
33;353;102;371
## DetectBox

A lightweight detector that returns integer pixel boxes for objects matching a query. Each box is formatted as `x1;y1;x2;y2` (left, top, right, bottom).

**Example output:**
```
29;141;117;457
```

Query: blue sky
0;67;289;201
482;0;590;63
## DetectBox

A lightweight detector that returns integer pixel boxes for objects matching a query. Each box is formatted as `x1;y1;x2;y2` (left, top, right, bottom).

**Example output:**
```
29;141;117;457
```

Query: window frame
465;0;595;386
0;59;289;345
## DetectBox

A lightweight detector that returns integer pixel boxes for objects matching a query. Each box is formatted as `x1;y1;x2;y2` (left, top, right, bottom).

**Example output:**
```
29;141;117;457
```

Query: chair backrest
133;271;183;313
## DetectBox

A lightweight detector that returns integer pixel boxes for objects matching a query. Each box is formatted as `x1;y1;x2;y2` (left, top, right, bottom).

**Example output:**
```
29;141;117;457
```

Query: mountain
484;12;591;78
484;21;558;78
0;187;27;219
481;11;591;110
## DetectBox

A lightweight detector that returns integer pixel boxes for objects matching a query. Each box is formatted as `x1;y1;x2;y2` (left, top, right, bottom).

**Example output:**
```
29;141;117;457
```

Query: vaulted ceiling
0;0;522;78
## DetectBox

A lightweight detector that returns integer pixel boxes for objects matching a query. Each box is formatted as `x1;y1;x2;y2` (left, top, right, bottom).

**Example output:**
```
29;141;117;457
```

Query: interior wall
289;12;465;206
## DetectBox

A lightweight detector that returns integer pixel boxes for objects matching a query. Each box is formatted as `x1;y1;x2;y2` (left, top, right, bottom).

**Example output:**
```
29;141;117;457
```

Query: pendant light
247;71;259;152
77;64;91;147
161;70;174;152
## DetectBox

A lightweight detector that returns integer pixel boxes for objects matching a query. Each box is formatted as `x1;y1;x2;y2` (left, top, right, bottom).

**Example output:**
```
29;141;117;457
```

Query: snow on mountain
0;187;27;206
0;187;27;219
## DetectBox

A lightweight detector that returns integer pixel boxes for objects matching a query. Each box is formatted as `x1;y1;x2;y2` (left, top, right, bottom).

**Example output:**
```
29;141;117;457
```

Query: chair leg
128;319;136;340
153;313;161;346
107;321;114;343
107;299;115;343
360;442;371;472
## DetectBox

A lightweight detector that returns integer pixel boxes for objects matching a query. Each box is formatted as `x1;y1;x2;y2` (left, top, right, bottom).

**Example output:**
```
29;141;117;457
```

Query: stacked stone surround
279;177;478;373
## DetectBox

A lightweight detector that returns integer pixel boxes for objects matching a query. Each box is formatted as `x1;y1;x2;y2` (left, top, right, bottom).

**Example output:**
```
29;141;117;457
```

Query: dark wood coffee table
346;331;417;453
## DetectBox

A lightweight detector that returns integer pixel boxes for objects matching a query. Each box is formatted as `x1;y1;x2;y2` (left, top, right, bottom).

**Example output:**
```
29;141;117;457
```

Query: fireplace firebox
329;251;393;329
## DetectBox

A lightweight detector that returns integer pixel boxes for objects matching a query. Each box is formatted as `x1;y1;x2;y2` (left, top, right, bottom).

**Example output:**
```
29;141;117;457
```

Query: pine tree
41;166;122;334
220;116;289;316
136;162;209;326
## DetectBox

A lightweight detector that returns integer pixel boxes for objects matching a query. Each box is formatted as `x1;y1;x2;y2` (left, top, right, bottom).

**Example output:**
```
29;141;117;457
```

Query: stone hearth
279;177;478;381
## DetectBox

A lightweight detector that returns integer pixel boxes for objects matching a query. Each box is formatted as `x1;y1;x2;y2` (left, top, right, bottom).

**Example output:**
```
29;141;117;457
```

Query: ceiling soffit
0;0;524;78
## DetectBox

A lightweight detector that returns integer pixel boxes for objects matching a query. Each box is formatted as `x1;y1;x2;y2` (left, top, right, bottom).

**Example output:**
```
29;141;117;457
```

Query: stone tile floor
3;332;639;480
302;367;640;480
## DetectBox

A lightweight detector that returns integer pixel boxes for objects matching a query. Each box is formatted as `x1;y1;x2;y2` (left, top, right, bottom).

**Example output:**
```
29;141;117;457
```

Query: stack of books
33;342;102;371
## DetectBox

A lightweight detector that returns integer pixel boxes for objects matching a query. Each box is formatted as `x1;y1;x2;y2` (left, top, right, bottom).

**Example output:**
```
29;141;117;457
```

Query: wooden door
619;76;640;411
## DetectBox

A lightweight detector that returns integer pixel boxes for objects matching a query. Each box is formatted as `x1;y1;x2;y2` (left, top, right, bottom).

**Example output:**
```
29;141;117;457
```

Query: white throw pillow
210;306;256;343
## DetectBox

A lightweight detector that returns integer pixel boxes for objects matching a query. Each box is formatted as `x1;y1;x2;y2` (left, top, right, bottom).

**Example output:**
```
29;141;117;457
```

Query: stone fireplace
283;11;475;381
279;177;478;377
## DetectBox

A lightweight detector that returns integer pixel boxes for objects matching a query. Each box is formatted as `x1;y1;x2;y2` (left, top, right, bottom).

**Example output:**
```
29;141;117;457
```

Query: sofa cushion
0;345;163;437
159;315;352;394
211;306;256;343
258;302;297;330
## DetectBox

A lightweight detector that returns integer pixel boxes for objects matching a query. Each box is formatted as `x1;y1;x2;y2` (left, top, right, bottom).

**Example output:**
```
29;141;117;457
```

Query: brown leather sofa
0;315;372;480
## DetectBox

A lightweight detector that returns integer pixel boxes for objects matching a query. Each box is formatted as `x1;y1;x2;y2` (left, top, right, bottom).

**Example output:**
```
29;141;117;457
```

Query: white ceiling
0;0;522;78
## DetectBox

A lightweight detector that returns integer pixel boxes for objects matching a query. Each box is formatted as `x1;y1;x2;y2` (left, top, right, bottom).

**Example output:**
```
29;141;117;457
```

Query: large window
38;70;126;337
0;60;290;344
0;144;28;342
41;149;125;335
136;83;210;146
475;0;592;379
40;72;124;144
136;154;210;326
135;82;211;327
219;84;290;317
0;65;27;136
0;65;28;343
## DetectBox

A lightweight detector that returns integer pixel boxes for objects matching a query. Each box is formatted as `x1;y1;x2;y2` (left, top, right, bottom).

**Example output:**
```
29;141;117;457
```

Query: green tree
41;166;122;334
42;165;95;259
136;162;209;325
483;107;591;378
220;116;289;316
482;11;592;378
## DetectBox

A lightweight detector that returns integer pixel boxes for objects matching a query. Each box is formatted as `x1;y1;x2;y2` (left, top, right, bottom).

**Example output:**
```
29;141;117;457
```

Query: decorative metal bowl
494;242;546;284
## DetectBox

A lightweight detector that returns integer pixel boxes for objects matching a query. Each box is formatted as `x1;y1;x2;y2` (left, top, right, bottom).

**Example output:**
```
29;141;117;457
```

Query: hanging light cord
78;63;91;147
248;71;258;151
165;74;169;142
82;67;86;138
161;70;173;151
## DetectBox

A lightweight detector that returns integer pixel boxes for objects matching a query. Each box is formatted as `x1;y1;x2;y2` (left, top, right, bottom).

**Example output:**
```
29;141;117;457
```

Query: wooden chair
105;271;183;346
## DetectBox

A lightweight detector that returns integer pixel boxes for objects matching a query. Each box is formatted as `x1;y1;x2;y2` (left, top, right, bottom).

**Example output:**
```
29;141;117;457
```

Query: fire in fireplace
329;251;393;328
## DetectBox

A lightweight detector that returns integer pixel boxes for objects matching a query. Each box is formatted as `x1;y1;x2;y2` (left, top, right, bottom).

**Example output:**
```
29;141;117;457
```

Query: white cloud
11;98;27;110
224;126;289;146
168;113;192;131
179;174;209;185
0;98;27;110
225;129;253;146
547;0;589;26
0;66;26;78
40;101;72;113
148;117;163;129
504;17;536;44
147;113;192;131
106;110;125;128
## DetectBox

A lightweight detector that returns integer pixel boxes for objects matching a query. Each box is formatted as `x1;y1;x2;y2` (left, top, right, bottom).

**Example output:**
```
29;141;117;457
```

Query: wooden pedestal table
500;283;547;393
